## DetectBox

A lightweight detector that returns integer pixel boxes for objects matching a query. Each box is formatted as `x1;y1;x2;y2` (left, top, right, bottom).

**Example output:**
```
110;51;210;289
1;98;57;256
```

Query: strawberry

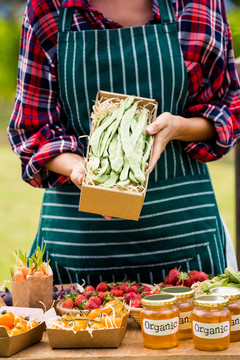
62;299;74;309
161;284;174;289
125;292;142;304
109;289;124;297
89;296;102;307
108;284;119;291
74;294;87;308
83;285;95;294
164;275;169;284
130;299;142;308
189;270;199;284
183;276;192;287
125;284;140;293
119;282;128;292
141;285;152;293
152;289;161;293
96;282;108;292
97;291;107;302
85;299;99;310
168;269;180;285
175;271;187;286
195;271;208;282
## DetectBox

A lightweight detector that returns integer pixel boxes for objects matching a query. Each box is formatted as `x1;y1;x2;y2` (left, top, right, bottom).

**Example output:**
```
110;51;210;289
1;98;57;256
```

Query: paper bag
11;273;53;310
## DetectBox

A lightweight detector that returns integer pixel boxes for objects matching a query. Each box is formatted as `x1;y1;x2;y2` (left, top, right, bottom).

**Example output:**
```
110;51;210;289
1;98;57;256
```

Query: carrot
18;266;29;279
33;270;45;278
14;270;25;283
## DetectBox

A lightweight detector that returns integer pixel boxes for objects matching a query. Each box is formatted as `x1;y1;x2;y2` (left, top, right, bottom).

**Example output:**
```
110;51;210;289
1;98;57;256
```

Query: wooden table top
1;320;240;360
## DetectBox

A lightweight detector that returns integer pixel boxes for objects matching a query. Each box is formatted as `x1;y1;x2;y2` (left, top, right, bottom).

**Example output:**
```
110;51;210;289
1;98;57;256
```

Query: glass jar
209;287;240;342
140;294;179;349
191;295;230;351
162;286;194;340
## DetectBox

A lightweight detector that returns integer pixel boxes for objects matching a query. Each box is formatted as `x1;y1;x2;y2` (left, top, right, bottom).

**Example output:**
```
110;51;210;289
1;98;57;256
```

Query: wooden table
1;321;240;360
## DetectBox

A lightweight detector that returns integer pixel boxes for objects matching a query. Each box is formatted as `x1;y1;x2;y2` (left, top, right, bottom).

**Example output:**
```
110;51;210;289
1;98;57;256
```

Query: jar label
193;321;229;339
231;315;240;332
142;317;179;336
179;311;192;330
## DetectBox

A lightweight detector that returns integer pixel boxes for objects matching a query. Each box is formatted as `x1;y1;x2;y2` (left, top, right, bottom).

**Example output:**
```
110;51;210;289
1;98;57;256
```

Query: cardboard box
45;308;129;348
79;90;158;221
0;306;45;357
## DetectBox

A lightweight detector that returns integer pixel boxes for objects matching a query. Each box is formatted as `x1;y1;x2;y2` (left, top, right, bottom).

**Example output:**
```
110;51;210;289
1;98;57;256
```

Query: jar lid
192;295;229;307
209;287;240;300
162;286;195;299
141;294;177;307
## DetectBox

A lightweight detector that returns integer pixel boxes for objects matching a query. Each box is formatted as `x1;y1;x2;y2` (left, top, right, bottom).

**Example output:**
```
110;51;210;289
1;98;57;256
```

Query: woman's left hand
146;112;178;172
145;112;217;172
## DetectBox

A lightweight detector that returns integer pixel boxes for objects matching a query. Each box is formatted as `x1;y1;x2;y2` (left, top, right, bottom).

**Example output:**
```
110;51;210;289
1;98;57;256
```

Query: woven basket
125;304;141;326
123;283;161;326
56;300;85;316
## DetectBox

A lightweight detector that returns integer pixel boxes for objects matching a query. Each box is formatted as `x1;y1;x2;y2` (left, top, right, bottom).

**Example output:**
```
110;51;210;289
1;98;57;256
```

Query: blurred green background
0;1;240;287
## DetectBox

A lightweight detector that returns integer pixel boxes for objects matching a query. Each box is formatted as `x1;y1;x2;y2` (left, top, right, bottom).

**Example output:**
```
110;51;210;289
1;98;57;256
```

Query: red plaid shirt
8;0;240;188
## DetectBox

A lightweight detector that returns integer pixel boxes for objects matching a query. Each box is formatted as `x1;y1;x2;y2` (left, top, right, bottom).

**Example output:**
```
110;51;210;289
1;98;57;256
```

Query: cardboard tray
0;306;45;357
79;90;158;221
45;308;128;348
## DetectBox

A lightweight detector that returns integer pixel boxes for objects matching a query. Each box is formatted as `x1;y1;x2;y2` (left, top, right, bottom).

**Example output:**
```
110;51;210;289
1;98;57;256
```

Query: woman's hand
44;153;85;189
146;112;177;172
146;112;217;172
44;153;112;219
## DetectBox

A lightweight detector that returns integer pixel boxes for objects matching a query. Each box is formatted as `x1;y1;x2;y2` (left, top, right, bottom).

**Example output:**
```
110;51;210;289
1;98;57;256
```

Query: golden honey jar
162;286;194;340
209;287;240;342
191;295;230;351
140;294;179;349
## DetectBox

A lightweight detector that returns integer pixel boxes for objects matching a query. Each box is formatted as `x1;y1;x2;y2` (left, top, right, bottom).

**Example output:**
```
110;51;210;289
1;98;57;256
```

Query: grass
0;102;236;286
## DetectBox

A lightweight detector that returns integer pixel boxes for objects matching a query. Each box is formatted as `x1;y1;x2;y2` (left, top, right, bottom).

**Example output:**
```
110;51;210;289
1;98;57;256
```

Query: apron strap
157;0;175;24
59;2;75;32
59;0;176;32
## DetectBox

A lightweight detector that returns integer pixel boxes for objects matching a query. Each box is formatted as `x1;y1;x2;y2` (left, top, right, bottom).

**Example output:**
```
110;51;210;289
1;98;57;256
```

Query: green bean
98;121;116;157
130;115;138;134
120;102;145;184
141;134;153;171
95;173;110;184
97;152;110;177
111;132;124;174
117;179;130;188
131;108;148;148
95;113;110;128
90;107;119;156
129;170;138;184
99;96;135;157
119;158;129;181
102;171;118;187
109;134;118;168
90;155;100;173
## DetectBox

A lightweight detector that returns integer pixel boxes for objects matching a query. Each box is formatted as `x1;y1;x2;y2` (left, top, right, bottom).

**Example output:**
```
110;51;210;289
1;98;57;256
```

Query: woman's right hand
69;160;85;189
44;152;85;190
45;153;111;219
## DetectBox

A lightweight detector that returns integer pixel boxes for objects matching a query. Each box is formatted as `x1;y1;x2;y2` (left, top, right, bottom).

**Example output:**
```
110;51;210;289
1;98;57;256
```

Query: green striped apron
31;0;226;286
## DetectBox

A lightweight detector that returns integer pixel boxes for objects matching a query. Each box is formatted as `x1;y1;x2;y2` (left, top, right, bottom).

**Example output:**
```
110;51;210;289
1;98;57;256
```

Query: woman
8;0;240;285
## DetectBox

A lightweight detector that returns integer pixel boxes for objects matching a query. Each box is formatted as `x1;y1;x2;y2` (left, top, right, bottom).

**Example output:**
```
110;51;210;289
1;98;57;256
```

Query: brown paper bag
11;273;53;310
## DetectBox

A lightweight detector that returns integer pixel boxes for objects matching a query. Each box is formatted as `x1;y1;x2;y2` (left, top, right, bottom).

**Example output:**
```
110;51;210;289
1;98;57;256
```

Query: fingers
149;135;164;172
146;113;176;172
103;215;112;220
70;161;85;189
146;112;170;135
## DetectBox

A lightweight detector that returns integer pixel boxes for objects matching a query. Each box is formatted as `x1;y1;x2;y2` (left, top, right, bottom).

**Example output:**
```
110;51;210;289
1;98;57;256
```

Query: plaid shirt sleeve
179;0;240;162
7;3;84;188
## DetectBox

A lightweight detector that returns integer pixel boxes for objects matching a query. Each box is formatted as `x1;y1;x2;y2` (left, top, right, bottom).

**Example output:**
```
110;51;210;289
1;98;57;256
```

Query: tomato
0;311;15;328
